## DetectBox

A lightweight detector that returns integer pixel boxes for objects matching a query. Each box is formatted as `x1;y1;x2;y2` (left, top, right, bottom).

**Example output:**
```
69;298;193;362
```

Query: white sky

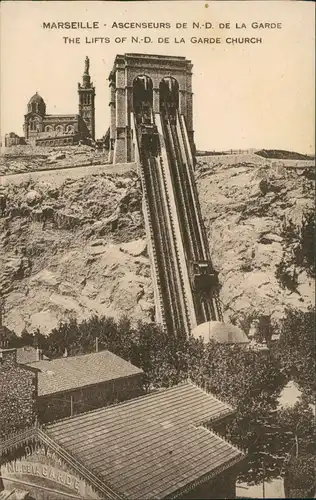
1;0;315;153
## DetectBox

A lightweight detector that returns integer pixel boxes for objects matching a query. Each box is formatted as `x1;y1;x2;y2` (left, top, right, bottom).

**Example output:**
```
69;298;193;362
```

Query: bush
284;455;316;498
297;211;315;277
280;211;315;278
275;260;298;291
272;307;315;400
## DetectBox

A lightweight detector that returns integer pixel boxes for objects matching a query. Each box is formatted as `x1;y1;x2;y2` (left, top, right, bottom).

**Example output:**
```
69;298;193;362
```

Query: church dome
28;92;45;104
191;321;249;345
27;92;46;115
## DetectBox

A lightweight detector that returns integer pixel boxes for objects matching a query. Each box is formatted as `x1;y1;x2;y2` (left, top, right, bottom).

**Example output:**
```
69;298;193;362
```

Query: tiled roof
16;346;49;365
27;350;143;396
46;383;244;500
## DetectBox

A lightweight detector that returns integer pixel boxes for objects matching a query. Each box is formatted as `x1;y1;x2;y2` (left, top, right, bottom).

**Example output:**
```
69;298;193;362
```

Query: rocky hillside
197;158;314;326
0;145;109;175
0;156;314;335
0;172;153;334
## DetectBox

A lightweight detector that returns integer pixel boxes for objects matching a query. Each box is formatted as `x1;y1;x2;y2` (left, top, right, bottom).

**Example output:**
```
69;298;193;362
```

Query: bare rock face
0;172;150;334
197;158;314;326
0;155;314;336
119;239;147;257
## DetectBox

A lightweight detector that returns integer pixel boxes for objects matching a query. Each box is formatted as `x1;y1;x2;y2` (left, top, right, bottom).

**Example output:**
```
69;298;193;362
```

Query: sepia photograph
0;1;315;499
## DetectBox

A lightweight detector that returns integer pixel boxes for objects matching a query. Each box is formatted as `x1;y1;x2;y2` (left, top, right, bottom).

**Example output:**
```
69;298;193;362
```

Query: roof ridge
46;382;233;430
46;383;193;428
197;423;246;455
187;379;234;412
28;349;120;365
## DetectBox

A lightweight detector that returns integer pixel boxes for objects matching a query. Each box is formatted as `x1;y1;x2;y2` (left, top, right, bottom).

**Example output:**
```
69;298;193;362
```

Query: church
23;57;95;147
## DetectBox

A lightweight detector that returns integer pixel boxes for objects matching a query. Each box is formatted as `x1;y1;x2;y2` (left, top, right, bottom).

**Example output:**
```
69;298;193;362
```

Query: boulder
25;190;42;205
259;232;283;244
90;239;105;247
49;152;66;161
120;239;147;257
30;270;60;287
89;245;107;256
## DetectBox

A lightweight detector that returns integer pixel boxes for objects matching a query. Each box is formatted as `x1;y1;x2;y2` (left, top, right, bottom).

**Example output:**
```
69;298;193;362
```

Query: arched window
55;125;64;134
29;119;37;131
159;77;179;121
133;75;153;125
66;125;74;134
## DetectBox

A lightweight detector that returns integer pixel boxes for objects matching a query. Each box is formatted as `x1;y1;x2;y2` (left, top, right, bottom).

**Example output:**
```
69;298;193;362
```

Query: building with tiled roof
27;350;144;423
0;383;245;500
16;346;49;365
27;350;143;397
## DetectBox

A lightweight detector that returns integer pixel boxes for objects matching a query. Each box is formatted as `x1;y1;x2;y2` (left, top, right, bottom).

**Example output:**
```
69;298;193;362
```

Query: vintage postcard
0;1;315;499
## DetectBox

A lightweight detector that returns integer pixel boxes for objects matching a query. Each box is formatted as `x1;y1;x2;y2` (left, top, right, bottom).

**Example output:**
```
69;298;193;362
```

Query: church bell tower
78;56;96;140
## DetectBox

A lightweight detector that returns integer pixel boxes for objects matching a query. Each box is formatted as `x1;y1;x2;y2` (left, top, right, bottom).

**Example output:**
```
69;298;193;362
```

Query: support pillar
109;80;116;163
126;87;133;162
153;88;160;113
114;67;127;164
179;90;186;116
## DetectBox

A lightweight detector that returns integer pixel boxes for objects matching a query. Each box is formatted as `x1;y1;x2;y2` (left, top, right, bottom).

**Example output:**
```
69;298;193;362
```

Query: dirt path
0;162;137;186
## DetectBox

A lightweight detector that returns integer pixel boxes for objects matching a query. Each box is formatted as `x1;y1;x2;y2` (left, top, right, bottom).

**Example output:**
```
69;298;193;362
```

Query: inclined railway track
133;116;166;328
134;103;222;337
155;121;192;335
162;108;222;323
137;122;189;335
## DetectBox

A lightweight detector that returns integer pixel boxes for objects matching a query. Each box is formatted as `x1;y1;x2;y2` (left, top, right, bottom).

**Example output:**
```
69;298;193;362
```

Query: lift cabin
140;122;159;156
133;75;154;127
159;77;179;125
189;261;220;295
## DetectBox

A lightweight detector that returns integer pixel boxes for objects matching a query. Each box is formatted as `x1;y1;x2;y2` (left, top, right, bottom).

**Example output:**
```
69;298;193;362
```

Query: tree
46;318;82;358
32;315;289;484
296;210;315;278
20;328;35;348
284;455;316;498
272;307;315;401
197;343;286;483
277;398;315;459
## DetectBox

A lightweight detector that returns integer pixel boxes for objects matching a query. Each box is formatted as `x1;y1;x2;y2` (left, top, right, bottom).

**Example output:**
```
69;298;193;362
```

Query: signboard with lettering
1;443;100;499
5;460;81;493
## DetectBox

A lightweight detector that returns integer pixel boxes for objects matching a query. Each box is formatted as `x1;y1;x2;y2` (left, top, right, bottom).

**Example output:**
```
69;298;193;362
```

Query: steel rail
154;116;192;336
132;113;166;328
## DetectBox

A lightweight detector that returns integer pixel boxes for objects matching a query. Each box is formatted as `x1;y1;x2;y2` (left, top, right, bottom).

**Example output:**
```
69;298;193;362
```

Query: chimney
36;346;42;361
0;348;17;366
